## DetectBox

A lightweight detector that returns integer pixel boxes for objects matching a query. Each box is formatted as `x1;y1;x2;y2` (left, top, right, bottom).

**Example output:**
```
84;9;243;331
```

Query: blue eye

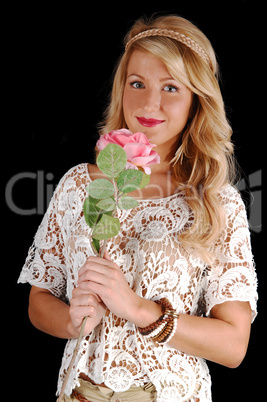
163;85;178;92
130;81;144;89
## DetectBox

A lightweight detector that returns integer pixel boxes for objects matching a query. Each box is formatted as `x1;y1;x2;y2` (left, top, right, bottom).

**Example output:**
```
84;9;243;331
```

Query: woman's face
123;50;193;155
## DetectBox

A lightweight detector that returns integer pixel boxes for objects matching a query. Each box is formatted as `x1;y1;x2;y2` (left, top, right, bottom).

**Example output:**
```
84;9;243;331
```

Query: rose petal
123;143;152;159
96;135;113;151
111;129;132;136
134;133;157;148
96;129;133;150
142;166;151;174
109;129;133;146
125;161;138;170
131;155;159;166
131;132;151;145
96;130;160;174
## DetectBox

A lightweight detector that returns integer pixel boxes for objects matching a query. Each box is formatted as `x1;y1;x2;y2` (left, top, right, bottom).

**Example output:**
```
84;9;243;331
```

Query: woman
18;15;258;401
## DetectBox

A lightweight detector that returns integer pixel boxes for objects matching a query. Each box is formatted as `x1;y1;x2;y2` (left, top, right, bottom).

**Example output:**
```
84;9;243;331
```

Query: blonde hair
99;15;237;264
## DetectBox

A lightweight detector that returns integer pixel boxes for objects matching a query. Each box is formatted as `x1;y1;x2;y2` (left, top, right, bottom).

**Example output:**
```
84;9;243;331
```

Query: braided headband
125;28;212;68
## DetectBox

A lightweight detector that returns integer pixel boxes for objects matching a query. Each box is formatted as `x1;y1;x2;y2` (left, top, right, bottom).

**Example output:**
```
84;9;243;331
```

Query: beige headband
125;28;212;68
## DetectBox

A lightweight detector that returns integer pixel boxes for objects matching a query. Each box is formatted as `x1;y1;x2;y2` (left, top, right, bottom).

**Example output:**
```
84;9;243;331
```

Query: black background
4;1;264;401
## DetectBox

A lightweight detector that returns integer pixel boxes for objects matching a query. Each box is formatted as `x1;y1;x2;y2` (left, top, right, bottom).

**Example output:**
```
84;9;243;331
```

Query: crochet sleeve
204;186;258;322
17;166;83;301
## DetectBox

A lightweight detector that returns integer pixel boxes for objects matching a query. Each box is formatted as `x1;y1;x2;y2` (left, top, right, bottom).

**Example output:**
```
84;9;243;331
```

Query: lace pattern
18;163;258;401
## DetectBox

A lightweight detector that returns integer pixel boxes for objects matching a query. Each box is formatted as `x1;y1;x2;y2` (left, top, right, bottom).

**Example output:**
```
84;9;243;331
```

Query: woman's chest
63;198;207;313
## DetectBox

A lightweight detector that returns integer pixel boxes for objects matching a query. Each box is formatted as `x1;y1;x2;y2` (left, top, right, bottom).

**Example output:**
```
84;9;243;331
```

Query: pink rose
96;129;160;174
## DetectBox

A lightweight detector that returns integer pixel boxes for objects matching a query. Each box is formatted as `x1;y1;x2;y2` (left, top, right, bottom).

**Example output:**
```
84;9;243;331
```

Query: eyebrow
127;73;177;82
127;73;145;80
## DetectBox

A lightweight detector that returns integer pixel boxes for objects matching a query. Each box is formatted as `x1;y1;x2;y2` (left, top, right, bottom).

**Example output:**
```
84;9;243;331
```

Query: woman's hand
77;250;140;323
69;280;106;337
77;250;162;327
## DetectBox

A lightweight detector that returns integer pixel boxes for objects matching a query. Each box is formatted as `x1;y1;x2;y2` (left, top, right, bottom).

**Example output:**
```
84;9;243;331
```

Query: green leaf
96;197;115;212
97;143;127;179
83;195;101;228
138;172;150;189
92;214;120;240
117;169;143;193
87;179;114;199
118;196;139;210
91;238;100;254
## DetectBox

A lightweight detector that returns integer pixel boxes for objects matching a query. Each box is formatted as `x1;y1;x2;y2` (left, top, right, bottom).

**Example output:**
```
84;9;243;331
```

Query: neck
150;144;176;175
150;160;172;175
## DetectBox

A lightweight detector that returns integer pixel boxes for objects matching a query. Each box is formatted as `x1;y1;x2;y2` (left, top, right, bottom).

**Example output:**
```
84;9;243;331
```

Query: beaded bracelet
138;298;179;345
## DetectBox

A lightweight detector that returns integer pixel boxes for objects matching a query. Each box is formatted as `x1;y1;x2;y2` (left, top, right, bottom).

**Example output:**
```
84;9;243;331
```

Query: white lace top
18;163;258;401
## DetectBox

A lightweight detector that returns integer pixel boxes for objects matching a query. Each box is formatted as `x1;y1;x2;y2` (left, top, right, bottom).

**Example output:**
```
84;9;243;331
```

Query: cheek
165;97;192;128
123;89;138;129
166;104;188;128
122;89;131;121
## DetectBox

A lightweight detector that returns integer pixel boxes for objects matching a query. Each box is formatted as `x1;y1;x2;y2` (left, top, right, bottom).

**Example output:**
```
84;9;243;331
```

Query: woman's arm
29;286;75;338
167;300;252;368
29;285;106;339
79;251;252;368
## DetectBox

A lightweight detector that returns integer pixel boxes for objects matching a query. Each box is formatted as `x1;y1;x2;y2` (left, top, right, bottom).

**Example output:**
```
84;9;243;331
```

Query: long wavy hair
99;15;237;264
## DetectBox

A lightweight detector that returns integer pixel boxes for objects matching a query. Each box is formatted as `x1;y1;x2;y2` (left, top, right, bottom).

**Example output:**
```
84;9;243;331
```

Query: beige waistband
67;378;157;401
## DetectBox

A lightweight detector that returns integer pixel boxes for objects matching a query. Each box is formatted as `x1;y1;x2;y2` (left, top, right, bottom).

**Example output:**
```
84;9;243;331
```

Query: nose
142;87;161;113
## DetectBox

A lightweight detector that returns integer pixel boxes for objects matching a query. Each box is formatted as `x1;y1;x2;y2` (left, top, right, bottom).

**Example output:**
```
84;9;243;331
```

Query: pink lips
136;116;165;127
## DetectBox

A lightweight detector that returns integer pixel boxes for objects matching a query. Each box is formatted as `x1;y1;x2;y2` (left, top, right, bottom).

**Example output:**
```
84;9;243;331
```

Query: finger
69;305;96;321
78;261;117;286
102;248;112;261
90;292;102;303
81;305;97;318
72;287;102;304
87;255;111;265
74;286;102;303
78;268;108;288
72;293;98;307
78;256;111;278
78;280;104;299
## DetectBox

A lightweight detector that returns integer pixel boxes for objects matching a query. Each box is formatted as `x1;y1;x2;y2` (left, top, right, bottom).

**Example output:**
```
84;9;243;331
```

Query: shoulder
50;163;91;208
218;184;245;213
59;163;89;183
217;184;250;234
218;183;241;201
56;163;92;192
